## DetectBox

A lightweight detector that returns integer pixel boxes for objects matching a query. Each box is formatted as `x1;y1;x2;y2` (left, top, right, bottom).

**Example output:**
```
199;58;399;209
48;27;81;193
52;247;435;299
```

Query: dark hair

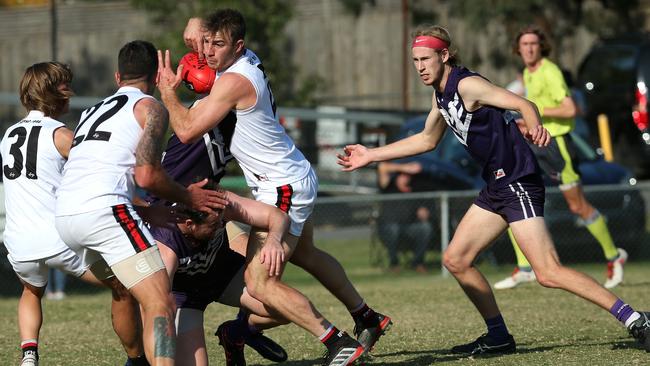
20;61;73;117
513;25;551;57
203;8;246;43
180;177;223;223
180;207;209;223
118;40;158;82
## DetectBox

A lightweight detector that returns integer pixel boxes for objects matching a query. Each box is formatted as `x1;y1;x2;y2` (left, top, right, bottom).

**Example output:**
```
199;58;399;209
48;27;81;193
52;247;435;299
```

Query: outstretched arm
337;96;447;171
459;76;550;147
223;191;290;277
133;98;228;213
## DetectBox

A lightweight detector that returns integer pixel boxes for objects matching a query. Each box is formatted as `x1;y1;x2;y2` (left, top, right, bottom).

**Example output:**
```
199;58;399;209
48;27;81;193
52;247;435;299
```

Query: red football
179;52;216;94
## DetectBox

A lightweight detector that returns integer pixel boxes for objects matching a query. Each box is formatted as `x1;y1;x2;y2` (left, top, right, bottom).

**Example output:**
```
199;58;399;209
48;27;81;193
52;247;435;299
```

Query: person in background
376;160;432;273
494;25;627;290
45;268;67;300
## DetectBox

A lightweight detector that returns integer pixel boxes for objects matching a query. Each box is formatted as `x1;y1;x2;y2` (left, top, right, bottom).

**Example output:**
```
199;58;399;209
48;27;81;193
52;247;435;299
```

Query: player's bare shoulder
209;72;255;106
457;75;493;111
133;97;167;128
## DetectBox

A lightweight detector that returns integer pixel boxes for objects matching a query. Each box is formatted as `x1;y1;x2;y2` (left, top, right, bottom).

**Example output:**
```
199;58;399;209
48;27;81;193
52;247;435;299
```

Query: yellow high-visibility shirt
523;58;574;137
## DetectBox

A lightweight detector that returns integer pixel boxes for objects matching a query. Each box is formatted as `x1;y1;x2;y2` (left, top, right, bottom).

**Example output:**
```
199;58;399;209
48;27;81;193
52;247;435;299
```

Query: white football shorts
8;247;87;287
55;204;163;288
250;168;318;236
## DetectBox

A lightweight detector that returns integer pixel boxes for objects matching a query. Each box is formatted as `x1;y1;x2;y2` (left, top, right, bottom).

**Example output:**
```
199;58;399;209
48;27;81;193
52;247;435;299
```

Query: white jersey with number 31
56;86;152;216
0;111;68;260
224;49;311;188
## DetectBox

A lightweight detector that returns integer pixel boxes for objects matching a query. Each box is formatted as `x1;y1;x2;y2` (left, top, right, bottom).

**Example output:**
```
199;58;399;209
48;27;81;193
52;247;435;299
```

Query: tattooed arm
133;98;227;212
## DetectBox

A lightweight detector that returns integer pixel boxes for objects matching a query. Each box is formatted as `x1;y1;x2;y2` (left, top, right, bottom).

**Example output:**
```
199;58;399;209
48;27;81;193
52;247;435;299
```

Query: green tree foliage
131;0;321;106
443;0;643;71
445;0;644;54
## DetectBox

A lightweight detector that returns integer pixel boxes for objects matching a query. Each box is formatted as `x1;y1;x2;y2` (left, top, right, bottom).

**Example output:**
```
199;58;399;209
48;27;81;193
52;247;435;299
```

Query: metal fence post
440;192;450;277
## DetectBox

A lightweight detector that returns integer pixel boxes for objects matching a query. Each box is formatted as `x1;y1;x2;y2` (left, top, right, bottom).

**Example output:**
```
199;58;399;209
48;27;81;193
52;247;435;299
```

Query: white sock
319;325;335;341
21;339;38;348
625;312;641;328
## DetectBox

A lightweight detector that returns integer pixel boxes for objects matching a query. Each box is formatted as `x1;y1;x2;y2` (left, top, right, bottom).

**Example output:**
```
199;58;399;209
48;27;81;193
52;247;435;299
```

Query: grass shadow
353;337;646;365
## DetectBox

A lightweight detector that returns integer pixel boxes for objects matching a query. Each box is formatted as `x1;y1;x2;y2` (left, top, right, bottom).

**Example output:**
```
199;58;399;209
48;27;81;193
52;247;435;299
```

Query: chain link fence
313;182;650;272
1;182;649;296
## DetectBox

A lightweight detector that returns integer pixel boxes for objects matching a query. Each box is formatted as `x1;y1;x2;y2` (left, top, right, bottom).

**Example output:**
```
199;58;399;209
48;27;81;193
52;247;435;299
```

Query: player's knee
535;274;559;288
244;270;269;303
140;295;175;318
442;251;469;274
567;202;583;215
534;267;562;288
244;281;263;303
568;200;592;217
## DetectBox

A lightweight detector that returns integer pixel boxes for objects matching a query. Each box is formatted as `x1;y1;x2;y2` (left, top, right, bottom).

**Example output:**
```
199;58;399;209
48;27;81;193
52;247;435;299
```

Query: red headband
412;35;449;50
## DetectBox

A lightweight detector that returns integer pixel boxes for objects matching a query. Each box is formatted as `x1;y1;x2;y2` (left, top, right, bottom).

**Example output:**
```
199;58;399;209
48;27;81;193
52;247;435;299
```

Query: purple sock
610;299;636;324
228;311;251;341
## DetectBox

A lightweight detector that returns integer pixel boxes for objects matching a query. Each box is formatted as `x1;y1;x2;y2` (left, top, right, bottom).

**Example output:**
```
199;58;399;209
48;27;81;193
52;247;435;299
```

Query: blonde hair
19;62;73;117
412;25;460;66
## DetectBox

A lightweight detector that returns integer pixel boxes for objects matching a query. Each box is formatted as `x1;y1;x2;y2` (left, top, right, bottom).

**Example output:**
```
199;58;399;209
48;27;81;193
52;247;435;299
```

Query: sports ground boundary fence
1;182;649;297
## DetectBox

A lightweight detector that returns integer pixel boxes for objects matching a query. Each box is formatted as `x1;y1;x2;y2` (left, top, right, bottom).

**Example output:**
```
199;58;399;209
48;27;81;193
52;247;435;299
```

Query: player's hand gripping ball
179;52;216;94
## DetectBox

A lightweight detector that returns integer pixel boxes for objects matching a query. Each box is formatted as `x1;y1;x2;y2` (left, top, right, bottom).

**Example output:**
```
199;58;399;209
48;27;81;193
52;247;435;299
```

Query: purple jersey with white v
145;111;236;205
160;111;236;187
150;224;244;309
436;67;539;188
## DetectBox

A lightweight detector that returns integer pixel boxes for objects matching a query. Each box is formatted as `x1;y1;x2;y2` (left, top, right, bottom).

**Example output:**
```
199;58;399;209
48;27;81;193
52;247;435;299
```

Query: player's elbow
175;129;195;144
134;165;160;191
174;128;201;144
423;137;440;152
427;140;440;151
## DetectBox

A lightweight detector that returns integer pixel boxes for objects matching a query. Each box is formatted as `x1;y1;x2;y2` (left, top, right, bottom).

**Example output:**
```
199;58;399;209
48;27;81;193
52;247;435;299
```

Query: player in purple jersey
151;192;290;366
338;24;650;356
144;101;294;365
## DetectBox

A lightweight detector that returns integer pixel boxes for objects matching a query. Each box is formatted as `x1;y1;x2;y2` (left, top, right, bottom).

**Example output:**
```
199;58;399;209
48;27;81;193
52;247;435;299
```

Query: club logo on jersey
253;172;269;182
493;168;506;180
438;92;471;146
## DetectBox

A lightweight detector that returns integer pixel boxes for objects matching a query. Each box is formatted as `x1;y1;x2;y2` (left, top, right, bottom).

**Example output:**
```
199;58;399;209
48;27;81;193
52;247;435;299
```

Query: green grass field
1;237;649;366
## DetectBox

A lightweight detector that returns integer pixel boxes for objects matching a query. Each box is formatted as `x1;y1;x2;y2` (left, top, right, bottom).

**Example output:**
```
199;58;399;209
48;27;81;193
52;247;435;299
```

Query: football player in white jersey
157;9;390;365
54;41;227;366
1;62;150;366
